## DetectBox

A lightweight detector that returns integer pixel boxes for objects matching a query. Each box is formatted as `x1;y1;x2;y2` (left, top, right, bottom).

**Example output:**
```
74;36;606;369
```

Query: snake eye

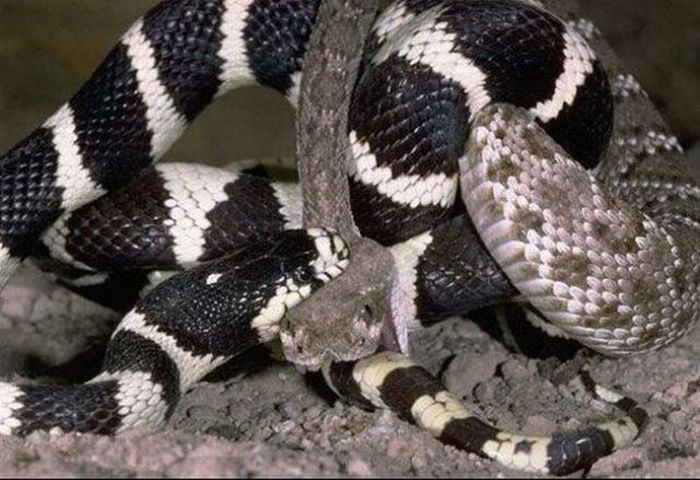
363;304;373;318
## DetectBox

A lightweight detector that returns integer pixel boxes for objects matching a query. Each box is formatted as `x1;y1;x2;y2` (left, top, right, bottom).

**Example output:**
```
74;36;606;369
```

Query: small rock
443;351;503;398
498;359;533;381
473;380;497;404
187;405;218;420
345;456;372;476
277;401;303;420
272;419;296;435
668;410;687;426
410;452;428;470
368;411;399;436
522;415;556;436
665;383;686;401
686;379;700;395
205;424;240;440
687;392;700;409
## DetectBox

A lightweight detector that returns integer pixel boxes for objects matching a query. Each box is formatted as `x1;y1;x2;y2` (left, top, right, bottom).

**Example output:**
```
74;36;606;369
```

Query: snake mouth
278;279;409;371
380;313;408;353
384;273;410;354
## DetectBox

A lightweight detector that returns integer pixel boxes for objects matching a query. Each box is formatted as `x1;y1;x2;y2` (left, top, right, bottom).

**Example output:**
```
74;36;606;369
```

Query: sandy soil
0;264;698;478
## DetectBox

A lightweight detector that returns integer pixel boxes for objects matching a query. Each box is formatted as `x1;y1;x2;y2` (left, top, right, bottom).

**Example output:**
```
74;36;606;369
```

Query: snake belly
0;0;695;475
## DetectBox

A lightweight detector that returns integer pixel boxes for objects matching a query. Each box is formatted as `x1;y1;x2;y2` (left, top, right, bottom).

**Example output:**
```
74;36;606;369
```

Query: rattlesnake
0;0;695;475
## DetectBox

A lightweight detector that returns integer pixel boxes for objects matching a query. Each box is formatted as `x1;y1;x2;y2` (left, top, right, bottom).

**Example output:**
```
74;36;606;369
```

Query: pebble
277;400;303;419
522;415;556;436
687;392;700;409
443;351;504;398
346;456;372;476
667;410;687;426
204;424;240;440
272;419;296;435
410;452;428;470
187;405;218;420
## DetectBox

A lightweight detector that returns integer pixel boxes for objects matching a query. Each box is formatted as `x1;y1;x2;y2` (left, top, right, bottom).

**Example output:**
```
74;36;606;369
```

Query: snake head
280;237;408;371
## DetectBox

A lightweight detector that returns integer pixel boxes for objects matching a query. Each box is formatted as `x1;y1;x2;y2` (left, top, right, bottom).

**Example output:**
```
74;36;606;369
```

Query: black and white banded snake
0;0;696;475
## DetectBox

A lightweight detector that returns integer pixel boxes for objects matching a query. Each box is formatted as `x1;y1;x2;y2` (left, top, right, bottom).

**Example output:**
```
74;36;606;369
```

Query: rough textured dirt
0;0;699;478
0;265;699;477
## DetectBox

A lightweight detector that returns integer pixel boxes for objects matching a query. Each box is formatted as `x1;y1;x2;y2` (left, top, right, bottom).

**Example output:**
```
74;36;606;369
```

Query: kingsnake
0;0;695;475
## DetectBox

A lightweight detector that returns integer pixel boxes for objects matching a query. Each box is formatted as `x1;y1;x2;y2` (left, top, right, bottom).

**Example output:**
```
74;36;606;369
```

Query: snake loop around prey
0;0;696;475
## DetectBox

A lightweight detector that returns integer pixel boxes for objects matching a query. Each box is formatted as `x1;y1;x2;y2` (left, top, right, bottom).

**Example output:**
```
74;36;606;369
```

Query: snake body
32;161;515;327
0;0;695;475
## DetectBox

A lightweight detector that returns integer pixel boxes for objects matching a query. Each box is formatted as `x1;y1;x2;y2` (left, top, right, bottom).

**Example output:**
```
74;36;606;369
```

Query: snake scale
0;0;696;475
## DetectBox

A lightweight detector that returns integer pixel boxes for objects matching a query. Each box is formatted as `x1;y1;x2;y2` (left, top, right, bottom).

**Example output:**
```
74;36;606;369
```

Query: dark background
0;0;698;163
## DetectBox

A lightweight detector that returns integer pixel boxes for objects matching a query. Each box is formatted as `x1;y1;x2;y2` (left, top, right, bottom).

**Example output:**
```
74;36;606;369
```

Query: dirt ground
0;265;698;478
0;0;699;478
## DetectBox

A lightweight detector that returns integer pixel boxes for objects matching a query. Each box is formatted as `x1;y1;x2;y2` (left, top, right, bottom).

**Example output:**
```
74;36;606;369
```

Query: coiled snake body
0;0;696;475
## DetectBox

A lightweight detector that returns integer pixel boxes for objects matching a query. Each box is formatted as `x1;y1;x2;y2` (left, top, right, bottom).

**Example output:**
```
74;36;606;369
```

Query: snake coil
0;0;695;475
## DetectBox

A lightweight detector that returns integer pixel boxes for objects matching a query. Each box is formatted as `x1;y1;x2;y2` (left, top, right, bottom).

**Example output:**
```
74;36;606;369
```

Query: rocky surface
0;265;698;477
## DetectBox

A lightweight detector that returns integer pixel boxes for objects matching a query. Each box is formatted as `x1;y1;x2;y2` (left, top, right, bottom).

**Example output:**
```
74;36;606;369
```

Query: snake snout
278;296;391;370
